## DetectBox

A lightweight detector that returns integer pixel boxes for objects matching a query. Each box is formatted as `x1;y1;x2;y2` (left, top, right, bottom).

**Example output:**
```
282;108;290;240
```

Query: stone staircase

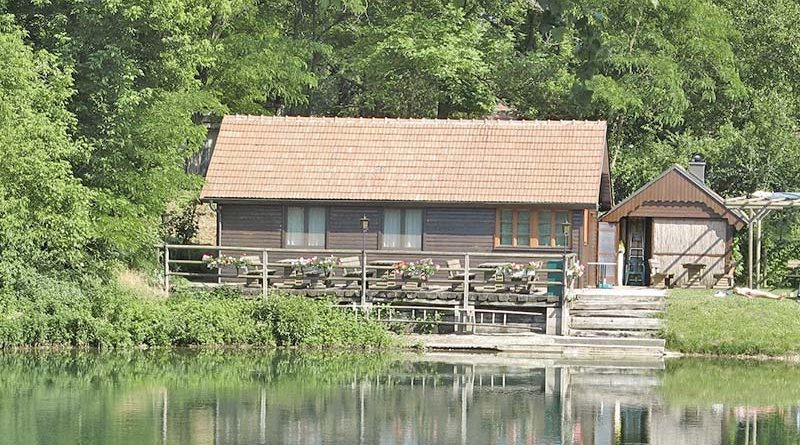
568;288;667;338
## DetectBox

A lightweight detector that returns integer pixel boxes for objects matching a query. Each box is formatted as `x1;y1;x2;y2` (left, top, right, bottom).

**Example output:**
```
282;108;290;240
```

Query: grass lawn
664;288;800;356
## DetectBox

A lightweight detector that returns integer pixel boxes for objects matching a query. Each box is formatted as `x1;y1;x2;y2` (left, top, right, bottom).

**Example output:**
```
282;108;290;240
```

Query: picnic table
368;260;402;290
682;262;707;288
275;258;328;289
477;262;512;292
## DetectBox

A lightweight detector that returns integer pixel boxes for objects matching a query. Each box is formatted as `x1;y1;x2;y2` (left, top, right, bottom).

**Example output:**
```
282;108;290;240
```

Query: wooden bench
446;259;476;291
713;261;737;289
340;256;375;288
648;259;674;289
788;260;800;296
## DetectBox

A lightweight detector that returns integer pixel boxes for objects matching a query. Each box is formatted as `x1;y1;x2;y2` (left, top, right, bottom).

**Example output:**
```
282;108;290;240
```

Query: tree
497;0;744;198
0;17;94;284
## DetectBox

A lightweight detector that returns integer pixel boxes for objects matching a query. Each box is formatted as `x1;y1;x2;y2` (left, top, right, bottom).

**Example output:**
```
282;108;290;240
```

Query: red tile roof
201;115;609;206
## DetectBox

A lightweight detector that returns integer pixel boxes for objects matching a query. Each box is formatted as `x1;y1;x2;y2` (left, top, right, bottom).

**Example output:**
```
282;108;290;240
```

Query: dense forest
1;0;799;289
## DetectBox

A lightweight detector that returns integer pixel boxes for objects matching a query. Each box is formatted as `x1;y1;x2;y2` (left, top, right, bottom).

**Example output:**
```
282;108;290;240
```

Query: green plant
0;274;393;350
201;254;253;269
395;259;440;280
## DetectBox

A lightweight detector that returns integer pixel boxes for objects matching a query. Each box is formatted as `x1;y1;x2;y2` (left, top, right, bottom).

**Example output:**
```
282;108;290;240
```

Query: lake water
1;351;799;445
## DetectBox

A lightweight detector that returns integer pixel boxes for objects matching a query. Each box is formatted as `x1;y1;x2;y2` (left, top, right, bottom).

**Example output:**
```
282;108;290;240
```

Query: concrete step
571;301;666;311
552;336;665;348
570;329;662;339
575;288;666;298
575;295;666;303
571;317;663;331
568;309;662;318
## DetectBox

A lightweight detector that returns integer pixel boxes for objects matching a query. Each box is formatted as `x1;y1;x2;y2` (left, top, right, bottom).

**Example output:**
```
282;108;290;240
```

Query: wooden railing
159;244;579;309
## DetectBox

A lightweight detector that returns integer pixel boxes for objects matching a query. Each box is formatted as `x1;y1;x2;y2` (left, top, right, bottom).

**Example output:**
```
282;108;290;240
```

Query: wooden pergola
724;192;800;288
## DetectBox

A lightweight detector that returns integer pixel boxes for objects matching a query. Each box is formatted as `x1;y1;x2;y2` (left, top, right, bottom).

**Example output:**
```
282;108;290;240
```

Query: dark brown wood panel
328;207;382;250
424;208;496;252
219;203;282;248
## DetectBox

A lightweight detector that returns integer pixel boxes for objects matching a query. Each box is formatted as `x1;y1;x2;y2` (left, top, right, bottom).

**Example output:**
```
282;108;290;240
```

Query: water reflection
0;351;799;445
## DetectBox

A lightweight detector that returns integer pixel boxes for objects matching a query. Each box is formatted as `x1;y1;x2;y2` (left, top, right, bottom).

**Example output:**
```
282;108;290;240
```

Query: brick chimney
688;153;706;183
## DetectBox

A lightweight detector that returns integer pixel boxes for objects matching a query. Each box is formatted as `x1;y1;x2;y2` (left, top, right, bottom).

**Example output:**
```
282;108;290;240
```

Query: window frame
381;208;423;250
283;206;327;248
494;208;572;249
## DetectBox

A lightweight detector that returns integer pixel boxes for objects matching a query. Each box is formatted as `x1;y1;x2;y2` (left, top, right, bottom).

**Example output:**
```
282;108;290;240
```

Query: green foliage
260;296;394;348
0;278;393;349
1;0;799;290
663;289;800;356
0;18;95;285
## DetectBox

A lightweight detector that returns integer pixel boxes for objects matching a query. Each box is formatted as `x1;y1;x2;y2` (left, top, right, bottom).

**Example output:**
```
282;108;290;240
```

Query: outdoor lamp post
360;215;370;251
561;217;572;255
359;215;370;308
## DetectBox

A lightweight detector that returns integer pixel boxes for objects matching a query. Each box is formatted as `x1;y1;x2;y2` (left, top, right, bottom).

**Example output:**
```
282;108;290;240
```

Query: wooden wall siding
652;218;728;286
216;203;597;270
626;202;721;219
327;207;382;250
219;204;282;248
601;168;743;229
424;208;495;252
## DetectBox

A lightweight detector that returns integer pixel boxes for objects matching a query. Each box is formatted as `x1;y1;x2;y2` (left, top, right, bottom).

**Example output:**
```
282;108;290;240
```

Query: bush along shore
0;277;394;350
663;289;800;357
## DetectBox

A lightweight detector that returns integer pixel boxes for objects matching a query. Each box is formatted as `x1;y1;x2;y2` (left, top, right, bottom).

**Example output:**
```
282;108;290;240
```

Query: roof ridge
223;114;607;126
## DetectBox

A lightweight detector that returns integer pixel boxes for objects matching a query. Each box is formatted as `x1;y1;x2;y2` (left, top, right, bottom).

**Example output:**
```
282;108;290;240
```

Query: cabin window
496;209;571;248
285;206;326;247
383;208;422;250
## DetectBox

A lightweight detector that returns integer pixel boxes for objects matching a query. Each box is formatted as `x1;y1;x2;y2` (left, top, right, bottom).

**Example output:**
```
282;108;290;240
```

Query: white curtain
286;207;304;246
403;209;422;249
307;207;326;247
383;209;401;248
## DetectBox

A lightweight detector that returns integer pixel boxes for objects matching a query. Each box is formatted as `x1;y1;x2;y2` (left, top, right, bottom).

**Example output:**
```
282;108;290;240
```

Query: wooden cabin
199;115;613;284
599;157;745;288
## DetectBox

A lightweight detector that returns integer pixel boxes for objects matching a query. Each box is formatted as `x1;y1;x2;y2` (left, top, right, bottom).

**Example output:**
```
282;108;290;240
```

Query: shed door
598;222;618;285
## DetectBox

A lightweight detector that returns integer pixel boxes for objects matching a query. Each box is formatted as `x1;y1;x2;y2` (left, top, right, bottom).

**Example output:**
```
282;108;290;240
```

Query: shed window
383;209;422;250
496;209;571;248
285;206;326;247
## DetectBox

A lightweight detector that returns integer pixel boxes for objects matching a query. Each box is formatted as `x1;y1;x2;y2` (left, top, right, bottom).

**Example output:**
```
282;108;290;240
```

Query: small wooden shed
599;159;745;288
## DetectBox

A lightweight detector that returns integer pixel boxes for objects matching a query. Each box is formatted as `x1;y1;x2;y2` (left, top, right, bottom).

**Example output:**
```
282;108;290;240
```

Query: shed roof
600;165;745;229
200;115;611;207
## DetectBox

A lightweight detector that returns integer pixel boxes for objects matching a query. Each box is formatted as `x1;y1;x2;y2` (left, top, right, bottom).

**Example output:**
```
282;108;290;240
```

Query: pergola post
755;219;762;287
747;217;753;289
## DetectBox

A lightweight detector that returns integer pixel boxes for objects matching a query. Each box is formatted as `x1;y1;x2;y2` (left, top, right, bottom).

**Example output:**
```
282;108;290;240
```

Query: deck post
561;253;568;307
755;219;762;287
463;253;470;310
261;249;268;297
163;243;170;293
360;250;367;309
462;253;471;333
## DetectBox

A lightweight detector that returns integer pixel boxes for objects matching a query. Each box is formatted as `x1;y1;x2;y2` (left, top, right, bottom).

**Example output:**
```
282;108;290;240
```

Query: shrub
0;275;393;350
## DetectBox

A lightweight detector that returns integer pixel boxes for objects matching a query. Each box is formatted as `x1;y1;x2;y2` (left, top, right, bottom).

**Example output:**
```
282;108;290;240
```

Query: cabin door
624;218;648;286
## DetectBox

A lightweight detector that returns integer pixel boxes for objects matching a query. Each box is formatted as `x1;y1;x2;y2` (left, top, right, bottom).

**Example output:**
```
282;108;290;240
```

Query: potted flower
202;254;254;275
307;256;340;287
396;259;440;289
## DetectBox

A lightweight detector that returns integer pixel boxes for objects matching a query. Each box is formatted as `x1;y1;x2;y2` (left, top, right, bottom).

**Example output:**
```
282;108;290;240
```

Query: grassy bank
663;289;800;356
0;276;394;349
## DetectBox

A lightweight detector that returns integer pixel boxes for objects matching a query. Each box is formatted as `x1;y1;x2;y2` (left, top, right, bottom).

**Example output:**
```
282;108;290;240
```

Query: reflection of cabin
599;156;745;288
